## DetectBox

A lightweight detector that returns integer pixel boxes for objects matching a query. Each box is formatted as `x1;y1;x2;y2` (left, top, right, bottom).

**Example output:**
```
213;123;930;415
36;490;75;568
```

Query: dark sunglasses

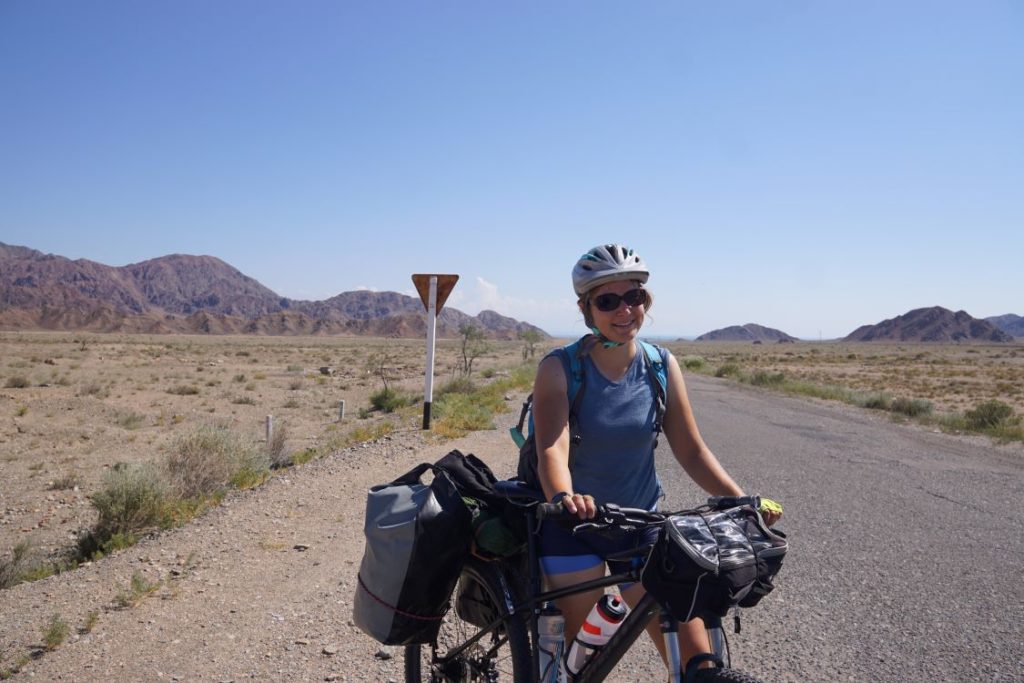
592;289;648;312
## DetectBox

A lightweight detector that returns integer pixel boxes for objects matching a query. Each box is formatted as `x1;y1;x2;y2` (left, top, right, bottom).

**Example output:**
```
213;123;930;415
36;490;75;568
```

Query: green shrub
4;376;29;389
433;392;495;438
89;463;169;541
890;397;933;417
82;610;100;634
232;396;256;405
749;371;785;387
370;387;413;413
0;541;35;589
41;613;70;651
681;356;707;371
167;385;200;396
714;363;742;378
291;448;318;466
965;400;1015;430
854;392;892;410
116;571;158;608
438;377;475;395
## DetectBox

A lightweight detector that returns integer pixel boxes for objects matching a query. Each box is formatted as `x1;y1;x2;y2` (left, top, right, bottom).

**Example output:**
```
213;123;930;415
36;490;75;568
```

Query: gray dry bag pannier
353;462;471;645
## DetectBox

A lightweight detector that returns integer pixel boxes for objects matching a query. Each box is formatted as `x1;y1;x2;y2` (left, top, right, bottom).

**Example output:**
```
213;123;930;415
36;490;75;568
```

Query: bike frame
424;490;734;682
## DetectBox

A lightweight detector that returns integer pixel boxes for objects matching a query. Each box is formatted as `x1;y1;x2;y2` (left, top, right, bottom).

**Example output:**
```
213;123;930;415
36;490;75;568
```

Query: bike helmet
572;244;649;297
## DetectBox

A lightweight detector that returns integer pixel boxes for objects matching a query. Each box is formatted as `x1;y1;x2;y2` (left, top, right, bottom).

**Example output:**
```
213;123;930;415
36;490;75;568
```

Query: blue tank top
566;346;665;510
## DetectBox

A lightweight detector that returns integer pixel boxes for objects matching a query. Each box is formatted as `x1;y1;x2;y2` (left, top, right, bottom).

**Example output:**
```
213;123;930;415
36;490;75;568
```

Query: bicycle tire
691;667;764;683
405;559;532;682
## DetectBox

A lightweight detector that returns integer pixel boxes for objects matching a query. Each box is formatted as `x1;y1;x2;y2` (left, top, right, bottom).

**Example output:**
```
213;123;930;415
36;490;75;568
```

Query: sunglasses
592;289;648;312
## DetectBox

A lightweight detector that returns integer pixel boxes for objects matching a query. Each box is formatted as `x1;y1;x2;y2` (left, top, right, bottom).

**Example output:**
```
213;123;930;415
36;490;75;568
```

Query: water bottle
537;602;566;682
565;594;628;677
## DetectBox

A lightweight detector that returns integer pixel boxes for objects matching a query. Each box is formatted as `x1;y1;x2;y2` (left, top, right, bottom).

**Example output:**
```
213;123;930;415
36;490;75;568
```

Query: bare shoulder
534;353;569;396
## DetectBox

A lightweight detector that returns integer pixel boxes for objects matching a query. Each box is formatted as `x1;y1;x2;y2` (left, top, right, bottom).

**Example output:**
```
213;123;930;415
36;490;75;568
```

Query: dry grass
0;331;534;572
667;340;1024;441
665;341;1024;416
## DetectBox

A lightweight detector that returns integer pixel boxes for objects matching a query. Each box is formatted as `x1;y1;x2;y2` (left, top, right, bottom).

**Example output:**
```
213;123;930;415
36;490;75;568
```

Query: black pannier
641;505;787;622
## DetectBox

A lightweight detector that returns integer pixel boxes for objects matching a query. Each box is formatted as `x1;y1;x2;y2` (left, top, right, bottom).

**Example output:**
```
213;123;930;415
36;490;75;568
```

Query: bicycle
404;481;779;682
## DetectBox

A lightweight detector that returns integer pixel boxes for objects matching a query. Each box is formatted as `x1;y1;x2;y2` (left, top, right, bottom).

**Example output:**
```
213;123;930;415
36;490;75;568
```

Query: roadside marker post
412;274;458;430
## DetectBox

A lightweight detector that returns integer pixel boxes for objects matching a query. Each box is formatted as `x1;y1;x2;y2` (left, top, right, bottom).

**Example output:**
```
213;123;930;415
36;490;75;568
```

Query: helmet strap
588;325;624;349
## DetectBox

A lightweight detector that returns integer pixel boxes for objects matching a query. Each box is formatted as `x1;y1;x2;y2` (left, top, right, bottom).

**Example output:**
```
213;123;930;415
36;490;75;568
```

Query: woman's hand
554;492;597;520
758;498;784;527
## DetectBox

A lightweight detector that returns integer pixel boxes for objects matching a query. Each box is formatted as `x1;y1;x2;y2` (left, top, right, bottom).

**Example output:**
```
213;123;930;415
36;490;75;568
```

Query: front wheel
690;668;765;683
405;559;532;682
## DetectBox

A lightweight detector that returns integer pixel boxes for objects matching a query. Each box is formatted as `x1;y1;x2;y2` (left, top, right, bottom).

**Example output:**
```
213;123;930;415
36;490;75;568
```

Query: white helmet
571;244;649;297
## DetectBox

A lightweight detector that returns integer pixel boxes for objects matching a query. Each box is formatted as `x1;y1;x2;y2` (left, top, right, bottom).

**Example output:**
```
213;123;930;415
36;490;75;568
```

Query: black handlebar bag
353;463;471;645
640;506;786;622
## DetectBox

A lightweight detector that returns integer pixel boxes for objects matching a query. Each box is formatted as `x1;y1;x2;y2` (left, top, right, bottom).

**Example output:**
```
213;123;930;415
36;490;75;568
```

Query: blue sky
2;2;1021;339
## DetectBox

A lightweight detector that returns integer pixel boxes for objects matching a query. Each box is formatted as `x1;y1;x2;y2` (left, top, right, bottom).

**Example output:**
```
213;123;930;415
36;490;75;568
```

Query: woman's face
581;280;648;343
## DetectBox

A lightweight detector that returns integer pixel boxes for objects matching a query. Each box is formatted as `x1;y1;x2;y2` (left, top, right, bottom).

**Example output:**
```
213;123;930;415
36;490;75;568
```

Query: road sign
412;274;459;429
412;274;459;313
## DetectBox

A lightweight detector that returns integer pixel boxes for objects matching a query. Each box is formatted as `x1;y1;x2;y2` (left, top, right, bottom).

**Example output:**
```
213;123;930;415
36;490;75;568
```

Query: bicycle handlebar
536;496;763;523
707;495;761;510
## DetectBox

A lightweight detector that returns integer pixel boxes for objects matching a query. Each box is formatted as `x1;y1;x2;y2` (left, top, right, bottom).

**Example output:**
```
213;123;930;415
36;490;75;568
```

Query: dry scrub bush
267;422;291;469
165;425;250;498
965;400;1015;429
0;542;35;589
89;463;169;541
41;613;70;651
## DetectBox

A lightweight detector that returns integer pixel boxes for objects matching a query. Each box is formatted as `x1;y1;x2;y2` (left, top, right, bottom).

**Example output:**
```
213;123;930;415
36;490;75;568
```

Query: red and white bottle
564;594;628;677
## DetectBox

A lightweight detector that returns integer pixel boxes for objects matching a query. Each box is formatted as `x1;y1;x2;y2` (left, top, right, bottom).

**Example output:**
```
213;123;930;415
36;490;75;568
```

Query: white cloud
445;277;577;335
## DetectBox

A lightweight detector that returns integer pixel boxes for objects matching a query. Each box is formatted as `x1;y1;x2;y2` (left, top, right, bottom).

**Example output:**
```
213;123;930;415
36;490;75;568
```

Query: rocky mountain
985;314;1024;338
695;323;798;343
0;242;547;339
844;307;1012;343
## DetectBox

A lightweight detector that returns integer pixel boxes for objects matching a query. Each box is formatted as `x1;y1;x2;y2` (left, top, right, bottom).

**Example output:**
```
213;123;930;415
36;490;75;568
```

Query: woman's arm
532;354;595;518
662;352;744;497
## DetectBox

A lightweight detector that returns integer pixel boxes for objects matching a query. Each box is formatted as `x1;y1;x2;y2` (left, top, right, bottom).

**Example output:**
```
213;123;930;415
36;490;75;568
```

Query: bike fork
659;608;683;683
661;610;730;683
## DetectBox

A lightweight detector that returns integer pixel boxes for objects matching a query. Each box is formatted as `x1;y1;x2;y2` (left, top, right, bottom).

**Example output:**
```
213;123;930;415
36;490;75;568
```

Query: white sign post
412;274;459;429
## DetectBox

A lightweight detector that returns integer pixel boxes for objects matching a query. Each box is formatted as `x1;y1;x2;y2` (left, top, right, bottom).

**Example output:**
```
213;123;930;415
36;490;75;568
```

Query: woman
532;243;782;672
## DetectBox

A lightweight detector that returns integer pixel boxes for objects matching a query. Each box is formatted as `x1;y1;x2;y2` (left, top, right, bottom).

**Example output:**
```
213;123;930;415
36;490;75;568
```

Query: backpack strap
639;340;668;437
509;337;589;450
560;338;589;461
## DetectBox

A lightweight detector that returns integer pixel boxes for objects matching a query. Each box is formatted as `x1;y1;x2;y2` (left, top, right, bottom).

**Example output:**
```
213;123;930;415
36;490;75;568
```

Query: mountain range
984;314;1024;338
0;243;547;340
843;307;1014;342
694;324;797;343
693;308;1019;343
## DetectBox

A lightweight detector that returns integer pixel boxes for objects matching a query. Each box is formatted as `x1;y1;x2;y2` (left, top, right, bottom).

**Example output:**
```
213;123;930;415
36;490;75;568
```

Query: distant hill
986;314;1024;338
695;323;798;343
0;242;548;340
844;307;1012;343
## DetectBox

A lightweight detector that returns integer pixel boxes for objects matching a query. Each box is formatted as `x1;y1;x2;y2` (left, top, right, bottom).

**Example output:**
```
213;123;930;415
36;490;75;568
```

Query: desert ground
662;339;1024;415
3;332;1021;572
0;331;531;565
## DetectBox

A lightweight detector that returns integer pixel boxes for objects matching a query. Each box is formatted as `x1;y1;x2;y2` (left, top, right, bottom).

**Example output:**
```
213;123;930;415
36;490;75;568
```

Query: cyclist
532;243;782;675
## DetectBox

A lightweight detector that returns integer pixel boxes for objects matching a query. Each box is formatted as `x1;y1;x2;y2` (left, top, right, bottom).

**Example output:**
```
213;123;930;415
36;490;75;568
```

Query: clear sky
2;2;1021;339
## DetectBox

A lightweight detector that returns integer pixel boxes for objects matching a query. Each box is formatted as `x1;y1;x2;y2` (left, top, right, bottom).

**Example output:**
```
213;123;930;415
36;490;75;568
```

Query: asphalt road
660;375;1024;682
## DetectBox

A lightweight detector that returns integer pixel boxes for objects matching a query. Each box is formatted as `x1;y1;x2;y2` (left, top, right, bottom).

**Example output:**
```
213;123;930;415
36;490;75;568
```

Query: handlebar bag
642;506;781;621
353;463;471;645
